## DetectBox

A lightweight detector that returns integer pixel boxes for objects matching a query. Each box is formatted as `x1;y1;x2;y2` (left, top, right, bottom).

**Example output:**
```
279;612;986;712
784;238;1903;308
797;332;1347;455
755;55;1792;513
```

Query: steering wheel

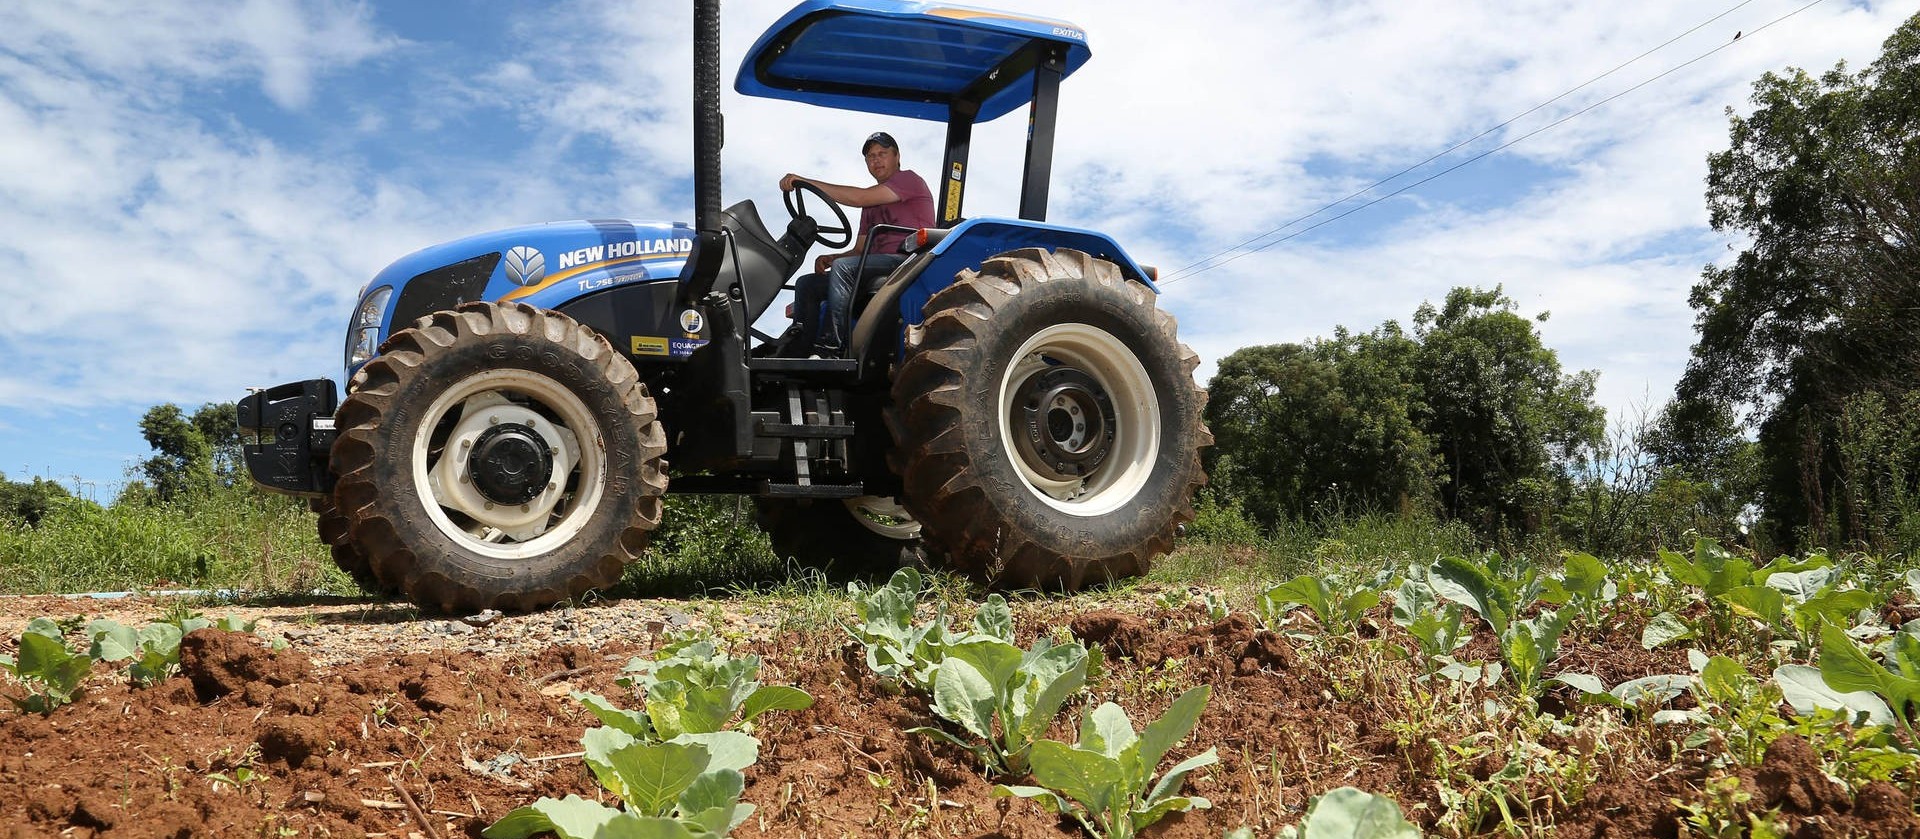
783;180;853;249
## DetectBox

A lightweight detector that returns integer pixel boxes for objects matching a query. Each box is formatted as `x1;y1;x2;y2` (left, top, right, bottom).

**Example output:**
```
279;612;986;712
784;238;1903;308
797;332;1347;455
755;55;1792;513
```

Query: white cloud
0;0;1911;484
1;0;398;109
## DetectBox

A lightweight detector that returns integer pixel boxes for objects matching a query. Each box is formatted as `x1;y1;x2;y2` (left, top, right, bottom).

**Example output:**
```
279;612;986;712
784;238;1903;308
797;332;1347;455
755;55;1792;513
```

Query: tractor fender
897;218;1159;328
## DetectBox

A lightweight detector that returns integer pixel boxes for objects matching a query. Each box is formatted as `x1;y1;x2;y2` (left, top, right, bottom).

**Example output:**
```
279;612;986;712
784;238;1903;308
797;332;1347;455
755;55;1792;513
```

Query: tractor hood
347;219;696;372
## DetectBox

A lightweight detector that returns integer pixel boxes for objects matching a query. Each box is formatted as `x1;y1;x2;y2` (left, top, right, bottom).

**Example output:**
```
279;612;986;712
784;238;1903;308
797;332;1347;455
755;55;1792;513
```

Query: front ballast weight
238;379;339;497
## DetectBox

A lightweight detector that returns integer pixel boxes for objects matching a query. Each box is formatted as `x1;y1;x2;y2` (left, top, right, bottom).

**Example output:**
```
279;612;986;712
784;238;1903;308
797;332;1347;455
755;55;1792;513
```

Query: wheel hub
424;391;580;543
467;423;554;506
1012;366;1115;482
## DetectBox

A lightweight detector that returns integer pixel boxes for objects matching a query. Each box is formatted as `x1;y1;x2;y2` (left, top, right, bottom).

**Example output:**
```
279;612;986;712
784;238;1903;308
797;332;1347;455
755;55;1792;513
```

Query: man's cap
862;131;897;153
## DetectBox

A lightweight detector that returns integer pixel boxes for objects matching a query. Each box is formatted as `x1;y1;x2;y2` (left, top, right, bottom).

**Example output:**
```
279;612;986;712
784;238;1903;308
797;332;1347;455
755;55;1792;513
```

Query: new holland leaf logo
505;246;546;286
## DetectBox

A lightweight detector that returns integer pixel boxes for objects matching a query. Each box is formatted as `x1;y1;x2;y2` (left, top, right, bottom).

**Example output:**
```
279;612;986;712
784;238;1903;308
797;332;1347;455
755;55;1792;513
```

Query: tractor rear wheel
887;248;1209;590
754;496;926;572
330;302;668;613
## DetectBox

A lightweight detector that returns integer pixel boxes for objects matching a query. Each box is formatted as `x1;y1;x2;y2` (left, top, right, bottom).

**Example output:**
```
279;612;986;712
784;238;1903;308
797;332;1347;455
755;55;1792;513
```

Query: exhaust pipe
693;0;723;232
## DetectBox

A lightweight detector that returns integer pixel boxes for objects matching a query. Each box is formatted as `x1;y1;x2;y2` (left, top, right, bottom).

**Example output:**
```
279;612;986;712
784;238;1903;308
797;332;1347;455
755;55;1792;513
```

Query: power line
1161;0;1811;286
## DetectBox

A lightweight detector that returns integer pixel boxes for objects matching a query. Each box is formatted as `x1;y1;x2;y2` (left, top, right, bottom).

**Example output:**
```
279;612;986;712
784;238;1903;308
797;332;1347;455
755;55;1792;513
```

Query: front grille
391;253;501;329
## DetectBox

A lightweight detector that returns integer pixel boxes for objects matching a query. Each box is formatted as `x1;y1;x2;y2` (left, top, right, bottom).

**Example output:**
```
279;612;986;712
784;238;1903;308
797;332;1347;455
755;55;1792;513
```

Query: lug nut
484;502;495;510
488;415;499;425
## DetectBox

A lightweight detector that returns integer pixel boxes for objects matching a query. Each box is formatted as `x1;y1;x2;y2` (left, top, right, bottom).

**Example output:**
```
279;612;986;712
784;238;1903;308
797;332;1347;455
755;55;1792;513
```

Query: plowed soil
1;593;1916;838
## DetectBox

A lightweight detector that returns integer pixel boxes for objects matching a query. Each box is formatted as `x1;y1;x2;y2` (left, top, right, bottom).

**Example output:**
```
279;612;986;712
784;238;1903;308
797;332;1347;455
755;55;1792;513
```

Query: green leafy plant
1642;541;1837;651
611;636;814;740
1783;706;1920;788
1552;671;1692;713
914;635;1089;776
86;619;187;686
1816;622;1918;732
490;633;808;839
1540;551;1616;624
843;567;970;693
483;736;754;839
1390;575;1469;676
1774;664;1895;727
1258;574;1380;636
994;686;1216;839
1429;555;1573;696
1273;786;1421;839
0;618;92;713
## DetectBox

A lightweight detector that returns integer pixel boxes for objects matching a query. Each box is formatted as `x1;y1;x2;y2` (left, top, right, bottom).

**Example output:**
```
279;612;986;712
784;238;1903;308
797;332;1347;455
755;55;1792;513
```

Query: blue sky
0;0;1911;501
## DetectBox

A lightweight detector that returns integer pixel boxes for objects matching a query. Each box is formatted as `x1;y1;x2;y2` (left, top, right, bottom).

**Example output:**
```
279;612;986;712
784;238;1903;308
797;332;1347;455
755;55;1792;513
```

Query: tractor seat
717;199;804;323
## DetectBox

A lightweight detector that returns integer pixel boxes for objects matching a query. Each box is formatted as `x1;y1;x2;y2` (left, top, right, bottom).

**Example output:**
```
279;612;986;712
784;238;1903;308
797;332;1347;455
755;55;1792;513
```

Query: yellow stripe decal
500;253;686;302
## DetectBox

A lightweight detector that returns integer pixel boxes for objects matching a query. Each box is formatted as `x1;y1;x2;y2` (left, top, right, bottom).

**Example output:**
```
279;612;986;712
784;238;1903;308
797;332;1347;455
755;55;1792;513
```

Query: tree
1412;287;1605;536
1640;396;1761;543
1204;326;1437;530
1204;287;1603;539
1680;14;1920;548
0;471;73;527
139;403;216;503
191;401;242;482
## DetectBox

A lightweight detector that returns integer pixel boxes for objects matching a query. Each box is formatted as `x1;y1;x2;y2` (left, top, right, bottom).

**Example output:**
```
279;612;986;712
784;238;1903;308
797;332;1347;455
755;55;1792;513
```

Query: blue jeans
793;253;907;353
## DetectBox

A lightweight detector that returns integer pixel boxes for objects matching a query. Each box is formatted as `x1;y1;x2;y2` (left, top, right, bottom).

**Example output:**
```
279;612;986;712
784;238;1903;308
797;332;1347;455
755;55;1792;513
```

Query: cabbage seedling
994;685;1217;839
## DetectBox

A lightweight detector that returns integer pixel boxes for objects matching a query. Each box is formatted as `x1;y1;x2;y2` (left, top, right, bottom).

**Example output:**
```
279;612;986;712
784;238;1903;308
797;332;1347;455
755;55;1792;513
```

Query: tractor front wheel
887;248;1209;590
330;302;667;613
307;498;386;594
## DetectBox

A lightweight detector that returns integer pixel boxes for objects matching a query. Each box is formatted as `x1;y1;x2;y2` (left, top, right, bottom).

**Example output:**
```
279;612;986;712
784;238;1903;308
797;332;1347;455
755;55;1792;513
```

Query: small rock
444;622;474;636
664;610;691;628
463;609;503;628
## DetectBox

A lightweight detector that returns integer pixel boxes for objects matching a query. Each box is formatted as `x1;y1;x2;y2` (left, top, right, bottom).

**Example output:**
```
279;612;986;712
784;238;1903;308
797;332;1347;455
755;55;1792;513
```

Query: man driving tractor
780;131;935;357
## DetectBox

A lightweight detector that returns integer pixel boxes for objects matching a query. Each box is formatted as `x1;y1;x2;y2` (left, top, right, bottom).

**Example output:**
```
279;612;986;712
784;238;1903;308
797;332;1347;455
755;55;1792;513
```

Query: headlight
346;286;393;369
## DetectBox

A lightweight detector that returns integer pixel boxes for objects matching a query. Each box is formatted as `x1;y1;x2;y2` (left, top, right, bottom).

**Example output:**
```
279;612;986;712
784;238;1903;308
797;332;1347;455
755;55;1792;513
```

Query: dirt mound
1070;610;1296;674
178;628;313;702
2;599;1916;838
1753;735;1920;839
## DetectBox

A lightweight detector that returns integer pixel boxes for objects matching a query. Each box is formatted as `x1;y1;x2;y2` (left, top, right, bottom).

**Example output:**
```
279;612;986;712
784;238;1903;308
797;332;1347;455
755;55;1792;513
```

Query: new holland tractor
239;0;1210;613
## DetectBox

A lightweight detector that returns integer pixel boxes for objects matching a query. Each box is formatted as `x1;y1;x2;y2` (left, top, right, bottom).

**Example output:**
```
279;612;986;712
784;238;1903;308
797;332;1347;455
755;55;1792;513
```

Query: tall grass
0;486;342;596
1156;504;1480;598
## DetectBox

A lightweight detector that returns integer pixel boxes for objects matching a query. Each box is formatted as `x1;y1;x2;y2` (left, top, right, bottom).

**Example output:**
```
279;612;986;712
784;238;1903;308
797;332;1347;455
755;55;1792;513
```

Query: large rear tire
886;248;1210;590
331;302;668;613
754;496;926;572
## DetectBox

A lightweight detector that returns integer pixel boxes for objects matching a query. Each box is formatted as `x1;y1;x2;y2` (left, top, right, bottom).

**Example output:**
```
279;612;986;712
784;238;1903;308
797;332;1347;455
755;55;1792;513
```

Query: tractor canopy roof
736;1;1091;123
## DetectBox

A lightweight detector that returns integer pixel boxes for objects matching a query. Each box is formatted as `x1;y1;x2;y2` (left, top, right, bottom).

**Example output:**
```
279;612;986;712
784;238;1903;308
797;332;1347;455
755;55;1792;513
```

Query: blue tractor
239;0;1210;613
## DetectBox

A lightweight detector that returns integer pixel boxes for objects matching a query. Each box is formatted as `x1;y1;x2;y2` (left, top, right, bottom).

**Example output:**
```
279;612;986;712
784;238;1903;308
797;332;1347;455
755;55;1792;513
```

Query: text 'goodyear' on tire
330;301;668;613
886;248;1210;591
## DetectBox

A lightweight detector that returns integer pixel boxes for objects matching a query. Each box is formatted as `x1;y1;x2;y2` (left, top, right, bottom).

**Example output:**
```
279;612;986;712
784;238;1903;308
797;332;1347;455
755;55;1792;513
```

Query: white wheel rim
411;368;606;560
844;496;920;540
996;323;1159;517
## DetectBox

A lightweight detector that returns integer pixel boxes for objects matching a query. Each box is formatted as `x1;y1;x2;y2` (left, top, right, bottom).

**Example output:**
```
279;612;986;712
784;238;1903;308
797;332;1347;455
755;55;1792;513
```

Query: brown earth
0;593;1916;838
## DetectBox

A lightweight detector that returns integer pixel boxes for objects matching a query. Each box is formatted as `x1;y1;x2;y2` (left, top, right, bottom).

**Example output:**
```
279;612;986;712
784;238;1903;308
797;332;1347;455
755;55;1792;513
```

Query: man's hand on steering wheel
780;177;853;249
